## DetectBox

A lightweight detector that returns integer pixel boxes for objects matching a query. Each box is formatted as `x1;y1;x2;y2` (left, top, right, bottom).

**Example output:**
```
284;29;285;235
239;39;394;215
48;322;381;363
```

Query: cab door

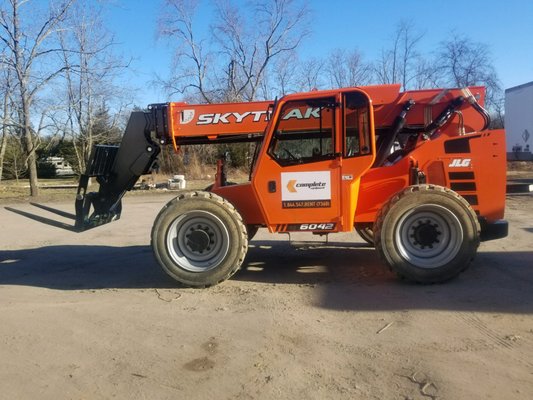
251;95;343;233
339;91;376;230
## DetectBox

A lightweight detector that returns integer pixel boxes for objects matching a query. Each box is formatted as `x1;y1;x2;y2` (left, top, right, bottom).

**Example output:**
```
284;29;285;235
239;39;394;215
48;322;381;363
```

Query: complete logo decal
281;171;331;208
286;180;326;193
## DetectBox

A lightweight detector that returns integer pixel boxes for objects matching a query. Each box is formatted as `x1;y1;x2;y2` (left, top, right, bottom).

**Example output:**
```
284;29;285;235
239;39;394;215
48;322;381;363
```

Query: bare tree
411;58;439;89
2;132;25;181
374;20;424;89
490;96;505;129
295;57;326;92
326;48;372;88
159;0;309;103
259;51;299;98
213;0;309;101
0;69;12;182
436;35;501;108
158;0;215;103
0;119;6;181
56;1;129;173
0;0;74;196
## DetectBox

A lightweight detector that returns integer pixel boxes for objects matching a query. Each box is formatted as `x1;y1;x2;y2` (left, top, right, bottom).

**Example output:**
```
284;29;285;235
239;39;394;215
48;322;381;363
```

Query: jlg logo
448;158;471;168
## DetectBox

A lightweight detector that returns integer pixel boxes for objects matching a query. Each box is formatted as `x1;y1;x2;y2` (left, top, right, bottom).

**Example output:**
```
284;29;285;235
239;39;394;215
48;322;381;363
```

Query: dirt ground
0;192;532;400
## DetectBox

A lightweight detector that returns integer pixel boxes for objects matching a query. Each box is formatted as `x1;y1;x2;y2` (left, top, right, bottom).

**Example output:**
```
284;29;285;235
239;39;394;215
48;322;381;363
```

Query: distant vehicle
45;157;74;176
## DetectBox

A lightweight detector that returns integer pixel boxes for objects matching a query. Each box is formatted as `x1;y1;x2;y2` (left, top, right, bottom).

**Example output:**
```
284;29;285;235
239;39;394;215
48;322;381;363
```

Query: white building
505;81;533;160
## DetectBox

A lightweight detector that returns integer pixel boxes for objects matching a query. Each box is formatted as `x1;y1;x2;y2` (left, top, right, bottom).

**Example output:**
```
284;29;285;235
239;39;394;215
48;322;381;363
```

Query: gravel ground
1;192;532;400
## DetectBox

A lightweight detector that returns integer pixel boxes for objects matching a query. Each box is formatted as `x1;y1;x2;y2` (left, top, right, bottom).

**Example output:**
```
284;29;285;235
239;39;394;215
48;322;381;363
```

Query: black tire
374;185;480;283
151;191;248;287
204;184;258;242
247;225;259;241
355;223;374;246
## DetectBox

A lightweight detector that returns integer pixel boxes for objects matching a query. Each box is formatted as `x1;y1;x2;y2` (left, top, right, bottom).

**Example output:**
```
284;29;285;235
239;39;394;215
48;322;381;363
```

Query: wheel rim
394;204;463;269
166;210;230;272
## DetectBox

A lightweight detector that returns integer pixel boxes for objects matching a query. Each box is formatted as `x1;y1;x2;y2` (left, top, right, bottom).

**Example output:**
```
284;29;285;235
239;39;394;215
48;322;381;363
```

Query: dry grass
507;161;533;179
507;161;533;171
3;161;528;205
0;178;78;204
0;168;251;205
186;154;216;180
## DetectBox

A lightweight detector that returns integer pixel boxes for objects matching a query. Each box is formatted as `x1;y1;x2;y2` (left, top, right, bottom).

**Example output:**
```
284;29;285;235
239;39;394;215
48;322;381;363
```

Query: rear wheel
151;191;248;287
374;185;480;283
355;223;374;246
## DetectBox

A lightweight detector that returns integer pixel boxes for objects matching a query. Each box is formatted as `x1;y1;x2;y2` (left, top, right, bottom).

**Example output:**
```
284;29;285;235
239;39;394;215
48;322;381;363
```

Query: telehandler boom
75;84;508;286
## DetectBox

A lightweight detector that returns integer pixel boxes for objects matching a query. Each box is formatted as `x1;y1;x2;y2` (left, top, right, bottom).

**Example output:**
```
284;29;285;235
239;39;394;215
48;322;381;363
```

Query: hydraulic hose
374;99;415;167
461;88;491;130
426;96;465;137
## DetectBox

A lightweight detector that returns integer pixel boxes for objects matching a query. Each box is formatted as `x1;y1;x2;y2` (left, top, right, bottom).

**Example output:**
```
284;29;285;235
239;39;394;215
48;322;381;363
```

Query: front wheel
374;185;480;283
151;191;248;287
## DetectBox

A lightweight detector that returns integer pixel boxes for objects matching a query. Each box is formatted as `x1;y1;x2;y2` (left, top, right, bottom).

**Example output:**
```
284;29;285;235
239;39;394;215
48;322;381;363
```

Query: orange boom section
166;85;489;149
167;100;272;149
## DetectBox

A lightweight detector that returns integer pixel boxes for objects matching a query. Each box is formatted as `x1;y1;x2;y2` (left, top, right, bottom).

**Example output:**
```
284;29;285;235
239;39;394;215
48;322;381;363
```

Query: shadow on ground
1;241;532;313
0;245;168;289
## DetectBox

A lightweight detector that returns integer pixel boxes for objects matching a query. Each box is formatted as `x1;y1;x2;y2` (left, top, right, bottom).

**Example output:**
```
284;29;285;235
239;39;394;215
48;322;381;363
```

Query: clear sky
104;0;533;106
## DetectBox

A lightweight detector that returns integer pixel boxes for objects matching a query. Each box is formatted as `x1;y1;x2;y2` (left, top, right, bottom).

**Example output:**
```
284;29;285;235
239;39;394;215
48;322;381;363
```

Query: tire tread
373;184;480;283
151;191;248;287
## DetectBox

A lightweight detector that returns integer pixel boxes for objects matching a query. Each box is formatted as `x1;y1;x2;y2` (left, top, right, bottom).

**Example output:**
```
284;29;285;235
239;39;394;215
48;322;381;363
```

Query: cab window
344;92;371;158
268;97;336;166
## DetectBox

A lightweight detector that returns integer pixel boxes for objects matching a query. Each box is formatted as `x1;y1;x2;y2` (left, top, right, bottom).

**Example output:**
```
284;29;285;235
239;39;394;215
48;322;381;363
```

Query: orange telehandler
74;84;508;286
